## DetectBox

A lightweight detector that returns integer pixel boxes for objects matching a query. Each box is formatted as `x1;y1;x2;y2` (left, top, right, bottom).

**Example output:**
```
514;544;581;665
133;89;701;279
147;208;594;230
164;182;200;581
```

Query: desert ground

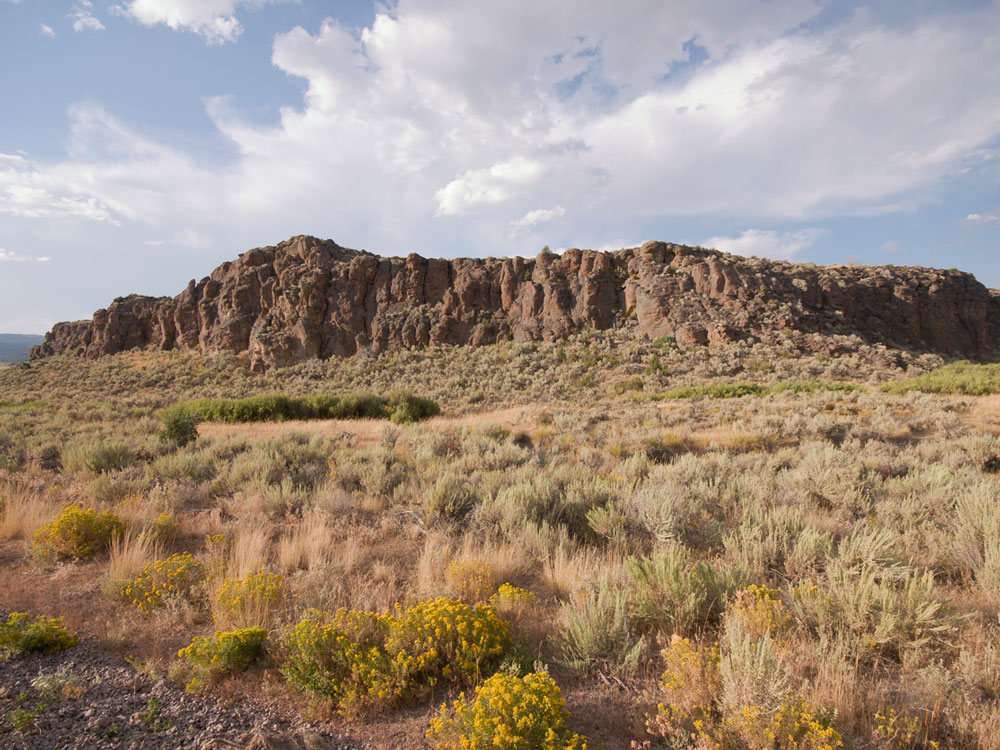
2;331;999;749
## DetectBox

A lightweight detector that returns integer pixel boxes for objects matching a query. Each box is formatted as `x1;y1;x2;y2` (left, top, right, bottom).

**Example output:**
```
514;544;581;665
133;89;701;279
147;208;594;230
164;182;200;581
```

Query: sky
1;0;999;334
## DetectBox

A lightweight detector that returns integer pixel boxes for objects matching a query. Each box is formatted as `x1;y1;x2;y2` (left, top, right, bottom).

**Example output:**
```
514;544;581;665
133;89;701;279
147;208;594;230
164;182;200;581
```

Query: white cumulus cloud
511;206;566;230
69;1;105;32
118;0;285;44
703;228;828;260
436;158;545;216
963;210;1000;227
0;248;50;263
39;24;56;38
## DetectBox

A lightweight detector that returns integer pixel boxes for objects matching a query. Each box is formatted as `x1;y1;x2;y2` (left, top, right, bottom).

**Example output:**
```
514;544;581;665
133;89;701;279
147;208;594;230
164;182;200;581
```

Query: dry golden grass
960;394;1000;435
195;405;544;445
112;493;164;529
0;480;55;541
414;531;451;598
224;523;271;581
104;528;163;598
198;418;388;446
543;546;621;601
276;509;336;573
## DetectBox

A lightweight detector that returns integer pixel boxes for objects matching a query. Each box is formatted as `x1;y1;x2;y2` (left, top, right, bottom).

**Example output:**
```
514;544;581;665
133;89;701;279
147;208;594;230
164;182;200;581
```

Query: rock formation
31;236;1000;371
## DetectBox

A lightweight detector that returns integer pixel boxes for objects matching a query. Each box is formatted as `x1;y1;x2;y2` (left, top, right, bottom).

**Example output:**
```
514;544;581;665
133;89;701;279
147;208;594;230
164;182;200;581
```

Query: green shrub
794;565;959;663
0;612;78;656
388;392;441;424
555;577;645;677
427;670;587;750
650;634;842;750
427;474;479;521
882;361;1000;395
82;443;137;474
158;405;200;447
0;400;46;410
611;377;644;395
280;598;512;714
719;625;789;716
625;543;746;636
0;433;25;472
653;381;860;400
33;504;125;560
176;627;268;691
150;452;216;482
170;391;441;424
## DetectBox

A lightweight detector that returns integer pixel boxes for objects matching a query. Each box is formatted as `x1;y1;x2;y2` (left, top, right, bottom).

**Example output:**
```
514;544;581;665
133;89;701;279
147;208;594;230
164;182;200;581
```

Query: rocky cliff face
31;236;1000;371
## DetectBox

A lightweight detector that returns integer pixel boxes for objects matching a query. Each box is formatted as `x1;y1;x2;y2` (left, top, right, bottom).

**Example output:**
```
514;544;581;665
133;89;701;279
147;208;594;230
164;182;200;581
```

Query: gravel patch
0;634;370;750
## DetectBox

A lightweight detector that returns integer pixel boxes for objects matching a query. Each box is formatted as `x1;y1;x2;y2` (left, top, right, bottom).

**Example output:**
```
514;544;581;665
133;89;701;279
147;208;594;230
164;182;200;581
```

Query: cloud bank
5;0;1000;263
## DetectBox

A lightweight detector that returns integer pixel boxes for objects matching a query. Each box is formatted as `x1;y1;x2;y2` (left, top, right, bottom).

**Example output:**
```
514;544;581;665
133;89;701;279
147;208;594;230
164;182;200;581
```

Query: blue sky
1;0;998;334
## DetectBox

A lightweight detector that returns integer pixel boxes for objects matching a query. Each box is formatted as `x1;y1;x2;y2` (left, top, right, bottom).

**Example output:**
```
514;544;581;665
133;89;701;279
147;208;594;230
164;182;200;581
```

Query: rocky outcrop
31;235;1000;371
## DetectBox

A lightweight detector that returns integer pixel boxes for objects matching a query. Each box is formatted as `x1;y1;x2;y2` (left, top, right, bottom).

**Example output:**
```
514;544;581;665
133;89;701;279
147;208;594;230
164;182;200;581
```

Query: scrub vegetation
1;330;999;748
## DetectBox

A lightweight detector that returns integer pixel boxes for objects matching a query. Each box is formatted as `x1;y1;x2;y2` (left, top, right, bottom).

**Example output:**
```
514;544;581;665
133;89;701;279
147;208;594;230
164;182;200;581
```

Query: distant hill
0;334;44;364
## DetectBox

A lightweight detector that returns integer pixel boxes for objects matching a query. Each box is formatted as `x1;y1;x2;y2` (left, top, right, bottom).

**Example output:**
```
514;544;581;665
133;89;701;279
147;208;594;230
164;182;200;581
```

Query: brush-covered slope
31;236;1000;372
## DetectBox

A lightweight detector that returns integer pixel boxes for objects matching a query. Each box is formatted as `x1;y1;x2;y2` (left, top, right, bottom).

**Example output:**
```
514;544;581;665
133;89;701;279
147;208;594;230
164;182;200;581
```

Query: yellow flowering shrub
280;609;395;714
176;627;268;691
214;570;287;628
0;612;78;655
489;583;537;627
647;635;842;750
387;598;512;695
725;695;843;750
121;552;206;613
203;533;230;578
148;513;179;544
280;598;512;714
33;504;125;560
205;533;230;554
872;707;941;749
725;585;792;639
647;635;721;745
445;559;496;603
427;670;587;750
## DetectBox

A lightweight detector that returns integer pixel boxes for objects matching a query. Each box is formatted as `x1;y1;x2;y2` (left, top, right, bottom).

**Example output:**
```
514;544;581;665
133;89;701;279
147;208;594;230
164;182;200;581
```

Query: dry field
1;332;999;749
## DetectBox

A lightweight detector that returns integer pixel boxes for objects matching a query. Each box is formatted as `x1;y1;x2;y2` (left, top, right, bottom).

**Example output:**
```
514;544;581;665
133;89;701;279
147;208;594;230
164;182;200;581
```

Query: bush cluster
445;559;496;603
488;583;537;624
280;598;512;714
0;612;78;656
164;390;440;425
214;570;287;628
33;504;125;560
654;380;861;400
176;627;268;691
121;552;207;613
427;670;587;750
649;632;843;750
882;360;1000;395
159;405;201;446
